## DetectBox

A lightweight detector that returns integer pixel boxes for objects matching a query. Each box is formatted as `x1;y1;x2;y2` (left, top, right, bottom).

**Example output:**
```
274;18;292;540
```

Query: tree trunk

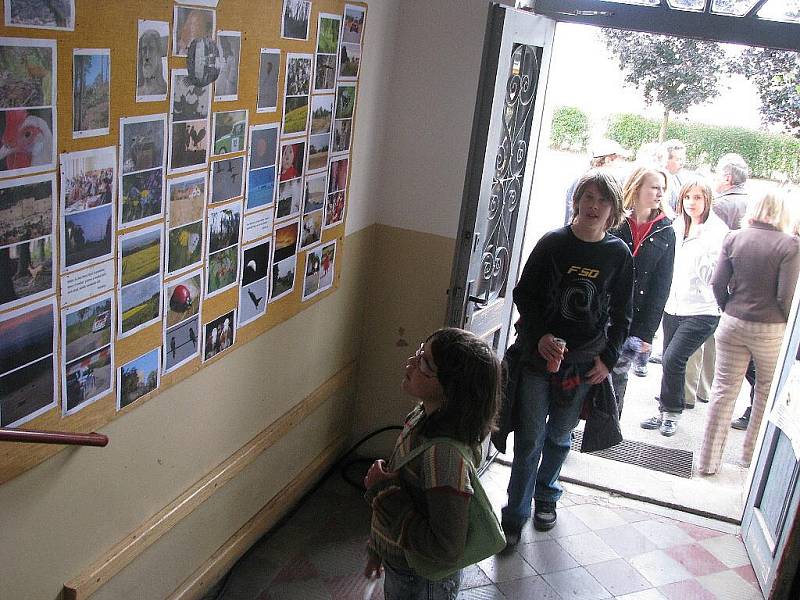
658;107;670;142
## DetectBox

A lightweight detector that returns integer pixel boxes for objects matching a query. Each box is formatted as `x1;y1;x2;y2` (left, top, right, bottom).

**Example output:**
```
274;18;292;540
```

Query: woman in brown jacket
698;191;800;474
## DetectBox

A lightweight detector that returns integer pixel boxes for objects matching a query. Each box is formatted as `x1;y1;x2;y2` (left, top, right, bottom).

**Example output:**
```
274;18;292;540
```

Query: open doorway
510;21;798;521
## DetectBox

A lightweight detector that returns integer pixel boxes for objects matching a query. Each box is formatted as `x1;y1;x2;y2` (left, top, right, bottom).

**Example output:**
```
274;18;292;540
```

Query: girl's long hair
676;177;713;235
422;328;502;445
622;166;670;216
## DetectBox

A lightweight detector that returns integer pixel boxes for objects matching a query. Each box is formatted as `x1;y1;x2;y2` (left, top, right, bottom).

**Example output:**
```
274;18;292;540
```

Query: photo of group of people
302;239;336;301
0;173;55;310
60;146;116;272
0;297;57;427
119;114;166;229
61;293;113;414
118;224;162;337
206;200;241;297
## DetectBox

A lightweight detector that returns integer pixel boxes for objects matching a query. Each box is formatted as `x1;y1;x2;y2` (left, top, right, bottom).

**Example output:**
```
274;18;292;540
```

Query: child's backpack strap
392;437;479;471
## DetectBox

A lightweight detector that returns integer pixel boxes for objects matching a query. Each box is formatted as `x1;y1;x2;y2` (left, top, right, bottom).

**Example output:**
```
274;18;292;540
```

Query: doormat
570;431;694;479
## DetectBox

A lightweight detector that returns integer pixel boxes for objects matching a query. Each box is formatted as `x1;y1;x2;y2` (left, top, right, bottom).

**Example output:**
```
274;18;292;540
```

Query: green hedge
550;106;589;151
606;113;800;182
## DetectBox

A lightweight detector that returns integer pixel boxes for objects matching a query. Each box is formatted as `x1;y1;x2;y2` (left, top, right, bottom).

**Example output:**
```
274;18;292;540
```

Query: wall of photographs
0;0;365;483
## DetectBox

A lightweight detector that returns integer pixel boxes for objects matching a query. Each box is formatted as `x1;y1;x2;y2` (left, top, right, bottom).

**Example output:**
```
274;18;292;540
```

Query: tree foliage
729;48;800;137
601;29;726;140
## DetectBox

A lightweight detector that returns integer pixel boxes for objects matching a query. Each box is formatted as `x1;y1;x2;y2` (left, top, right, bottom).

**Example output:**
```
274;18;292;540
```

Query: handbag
391;436;506;581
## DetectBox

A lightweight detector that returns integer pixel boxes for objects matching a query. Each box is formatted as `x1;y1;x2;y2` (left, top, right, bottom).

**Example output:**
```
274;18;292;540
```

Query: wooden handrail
0;428;108;447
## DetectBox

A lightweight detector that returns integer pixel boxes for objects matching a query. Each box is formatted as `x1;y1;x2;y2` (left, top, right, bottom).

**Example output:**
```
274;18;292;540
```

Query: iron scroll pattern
475;43;541;302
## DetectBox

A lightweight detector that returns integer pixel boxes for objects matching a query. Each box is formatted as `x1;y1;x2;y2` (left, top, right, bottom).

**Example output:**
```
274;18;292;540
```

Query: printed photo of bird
0;109;53;170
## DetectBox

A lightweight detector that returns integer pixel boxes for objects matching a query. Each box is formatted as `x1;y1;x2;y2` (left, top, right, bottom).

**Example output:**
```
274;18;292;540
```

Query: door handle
469;294;489;306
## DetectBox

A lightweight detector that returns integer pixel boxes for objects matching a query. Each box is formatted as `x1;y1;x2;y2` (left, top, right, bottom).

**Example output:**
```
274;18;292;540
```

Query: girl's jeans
383;561;461;600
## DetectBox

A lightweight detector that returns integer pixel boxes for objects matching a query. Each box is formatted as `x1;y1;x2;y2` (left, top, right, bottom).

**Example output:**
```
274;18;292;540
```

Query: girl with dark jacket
610;166;676;414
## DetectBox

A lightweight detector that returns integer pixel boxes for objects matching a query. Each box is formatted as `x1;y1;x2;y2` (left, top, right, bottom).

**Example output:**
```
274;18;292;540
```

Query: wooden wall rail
0;429;108;447
63;361;355;600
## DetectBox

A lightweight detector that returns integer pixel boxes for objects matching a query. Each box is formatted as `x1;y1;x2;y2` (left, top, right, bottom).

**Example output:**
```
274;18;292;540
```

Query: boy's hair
676;177;713;233
745;190;790;232
622;166;670;214
423;328;502;445
571;169;625;231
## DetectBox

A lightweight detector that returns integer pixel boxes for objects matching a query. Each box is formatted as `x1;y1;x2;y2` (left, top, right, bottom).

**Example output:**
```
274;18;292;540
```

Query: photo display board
0;0;366;484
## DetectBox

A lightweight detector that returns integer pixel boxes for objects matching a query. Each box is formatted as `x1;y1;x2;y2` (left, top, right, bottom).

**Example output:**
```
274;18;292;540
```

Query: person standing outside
610;166;675;413
563;140;629;225
713;153;751;230
664;139;689;213
502;170;633;543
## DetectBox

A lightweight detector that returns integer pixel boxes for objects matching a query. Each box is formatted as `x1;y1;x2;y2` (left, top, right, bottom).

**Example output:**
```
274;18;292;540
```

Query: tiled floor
206;460;763;600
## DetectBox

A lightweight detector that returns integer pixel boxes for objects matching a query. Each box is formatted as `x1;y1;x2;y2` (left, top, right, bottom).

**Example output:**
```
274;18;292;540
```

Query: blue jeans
502;362;592;528
383;561;461;600
611;336;650;416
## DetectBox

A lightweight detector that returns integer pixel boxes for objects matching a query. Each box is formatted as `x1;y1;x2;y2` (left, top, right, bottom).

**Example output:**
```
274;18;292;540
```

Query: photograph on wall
338;43;361;80
270;219;298;302
120;169;164;230
72;48;110;139
281;53;312;138
210;156;245;204
246;166;275;213
167;171;206;227
257;49;280;113
281;0;311;41
119;224;162;288
118;347;160;410
248;123;278;171
324;190;345;229
62;294;112;365
316;13;341;55
0;297;56;427
207;200;241;254
214;31;240;102
119;273;161;338
164;269;202;328
173;5;215;58
136;20;169;102
0;37;57;177
301;245;321;301
169;119;209;175
238;238;270;326
63;344;112;415
121;114;166;175
0;172;55;310
4;0;75;30
309;94;334;135
60;146;116;272
343;4;365;45
163;313;199;373
212;109;247;156
300;209;322;250
306;133;329;173
318;239;336;291
171;69;211;122
328;156;349;194
206;244;238;298
335;82;356;120
303;171;326;213
278;139;305;184
331;118;352;154
313;54;337;93
276;178;302;222
166;219;203;277
61;294;114;416
203;309;235;362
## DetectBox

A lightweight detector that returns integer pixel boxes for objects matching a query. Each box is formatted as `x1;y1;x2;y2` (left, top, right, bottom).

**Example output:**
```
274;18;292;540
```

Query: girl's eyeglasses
415;343;437;378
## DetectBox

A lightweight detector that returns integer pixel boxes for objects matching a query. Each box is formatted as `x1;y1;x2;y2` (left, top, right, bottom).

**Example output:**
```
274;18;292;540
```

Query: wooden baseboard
168;434;349;600
63;362;354;600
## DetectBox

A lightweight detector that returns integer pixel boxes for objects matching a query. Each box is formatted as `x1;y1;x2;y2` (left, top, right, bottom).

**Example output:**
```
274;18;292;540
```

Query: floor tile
541;566;612;599
546;507;591;538
734;563;760;587
568;503;628;530
518;539;579;574
556;531;619;565
664;542;728;576
658;578;717;600
628;549;693;587
699;535;752;568
263;578;332;600
676;521;726;541
632;519;697;549
585;558;652;596
461;564;492;589
270;556;320;583
496;575;560;600
323;573;381;600
596;524;657;558
306;538;366;578
478;551;538;583
457;584;505;599
697;569;764;599
611;506;652;524
616;589;667;600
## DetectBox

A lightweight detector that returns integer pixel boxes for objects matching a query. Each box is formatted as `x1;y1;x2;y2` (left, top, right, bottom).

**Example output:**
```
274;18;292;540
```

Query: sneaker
640;414;662;430
648;354;662;364
660;418;678;436
633;364;648;377
731;415;750;431
533;500;557;531
501;520;522;551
